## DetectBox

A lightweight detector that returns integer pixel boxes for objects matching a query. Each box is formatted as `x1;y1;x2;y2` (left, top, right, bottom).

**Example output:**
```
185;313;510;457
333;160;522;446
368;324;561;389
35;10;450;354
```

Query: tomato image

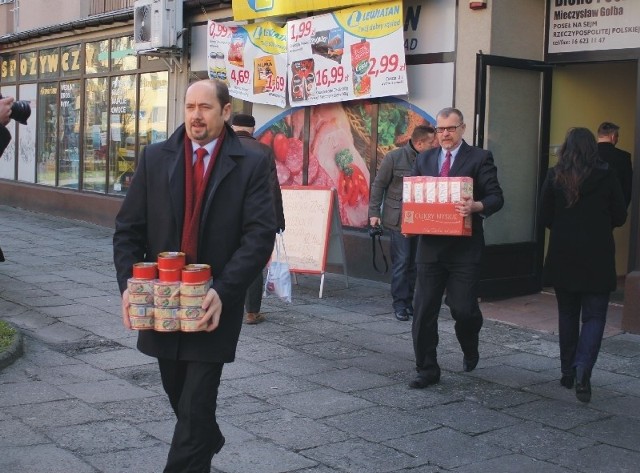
273;133;289;162
258;130;274;147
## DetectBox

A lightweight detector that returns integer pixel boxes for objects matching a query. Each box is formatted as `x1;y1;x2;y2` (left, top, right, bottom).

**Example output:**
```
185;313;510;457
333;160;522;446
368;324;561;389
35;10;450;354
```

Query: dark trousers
158;359;224;473
555;289;609;376
389;229;417;312
412;261;483;374
245;268;265;313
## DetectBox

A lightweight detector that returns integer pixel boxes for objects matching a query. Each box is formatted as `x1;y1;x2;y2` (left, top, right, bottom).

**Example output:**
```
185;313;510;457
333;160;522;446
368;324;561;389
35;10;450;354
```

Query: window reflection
36;82;58;186
111;36;137;71
110;75;137;194
139;71;168;151
84;77;109;192
85;40;109;74
59;80;81;189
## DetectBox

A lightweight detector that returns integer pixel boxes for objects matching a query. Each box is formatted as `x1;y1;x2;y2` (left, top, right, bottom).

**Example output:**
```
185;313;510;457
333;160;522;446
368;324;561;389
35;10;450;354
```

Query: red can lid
132;262;158;280
158;268;182;282
182;264;212;283
157;252;186;270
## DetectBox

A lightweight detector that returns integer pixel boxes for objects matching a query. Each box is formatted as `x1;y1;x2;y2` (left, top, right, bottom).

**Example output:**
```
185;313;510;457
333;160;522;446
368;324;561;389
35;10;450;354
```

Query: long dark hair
554;127;599;207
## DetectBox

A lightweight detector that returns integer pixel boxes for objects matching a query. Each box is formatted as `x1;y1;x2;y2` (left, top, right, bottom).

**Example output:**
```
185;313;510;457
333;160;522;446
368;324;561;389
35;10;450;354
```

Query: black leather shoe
560;375;575;389
575;367;591;403
394;309;409;321
409;372;440;389
406;307;414;318
463;354;479;372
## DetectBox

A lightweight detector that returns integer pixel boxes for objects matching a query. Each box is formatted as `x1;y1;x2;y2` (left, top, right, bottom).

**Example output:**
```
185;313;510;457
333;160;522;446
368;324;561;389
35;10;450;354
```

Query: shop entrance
474;54;552;298
548;61;637;301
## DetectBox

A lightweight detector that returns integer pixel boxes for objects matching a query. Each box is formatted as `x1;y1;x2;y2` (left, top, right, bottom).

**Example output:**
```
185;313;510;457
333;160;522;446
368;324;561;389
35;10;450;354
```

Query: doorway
549;61;637;301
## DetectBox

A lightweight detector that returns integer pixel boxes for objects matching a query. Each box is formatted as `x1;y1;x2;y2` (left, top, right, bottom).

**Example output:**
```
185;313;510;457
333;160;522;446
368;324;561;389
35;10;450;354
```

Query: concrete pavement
0;205;639;473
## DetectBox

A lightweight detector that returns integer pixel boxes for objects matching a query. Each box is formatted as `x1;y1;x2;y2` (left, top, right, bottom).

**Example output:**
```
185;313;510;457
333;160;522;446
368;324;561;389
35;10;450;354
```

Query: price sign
287;1;407;106
207;20;287;108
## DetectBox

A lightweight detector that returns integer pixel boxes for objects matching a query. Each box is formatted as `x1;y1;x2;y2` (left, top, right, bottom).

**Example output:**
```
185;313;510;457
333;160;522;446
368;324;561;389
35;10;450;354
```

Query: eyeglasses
435;124;464;133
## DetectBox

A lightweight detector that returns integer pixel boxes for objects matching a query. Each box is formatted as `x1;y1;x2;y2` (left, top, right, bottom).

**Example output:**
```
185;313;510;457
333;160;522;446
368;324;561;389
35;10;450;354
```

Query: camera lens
10;100;31;125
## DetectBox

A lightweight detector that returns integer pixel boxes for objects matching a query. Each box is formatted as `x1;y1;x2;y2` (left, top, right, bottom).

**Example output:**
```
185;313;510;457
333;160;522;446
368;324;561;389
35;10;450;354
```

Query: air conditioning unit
134;0;183;52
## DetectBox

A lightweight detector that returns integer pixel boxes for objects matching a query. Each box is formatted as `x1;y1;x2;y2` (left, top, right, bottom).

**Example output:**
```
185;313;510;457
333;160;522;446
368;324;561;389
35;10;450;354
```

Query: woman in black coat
541;127;627;403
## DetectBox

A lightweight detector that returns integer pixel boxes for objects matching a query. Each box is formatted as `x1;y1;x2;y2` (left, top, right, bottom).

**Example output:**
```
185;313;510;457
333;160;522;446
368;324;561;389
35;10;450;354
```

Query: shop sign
549;0;640;54
232;0;388;21
211;0;407;107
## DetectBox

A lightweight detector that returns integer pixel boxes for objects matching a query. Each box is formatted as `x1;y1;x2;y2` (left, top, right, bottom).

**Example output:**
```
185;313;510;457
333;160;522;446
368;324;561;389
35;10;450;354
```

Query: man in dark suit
113;79;276;472
0;95;14;156
409;107;503;389
597;121;633;207
230;113;285;324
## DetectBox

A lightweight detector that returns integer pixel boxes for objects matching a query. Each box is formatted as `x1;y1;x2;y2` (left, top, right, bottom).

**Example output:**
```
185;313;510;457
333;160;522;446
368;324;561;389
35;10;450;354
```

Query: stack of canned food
127;252;212;332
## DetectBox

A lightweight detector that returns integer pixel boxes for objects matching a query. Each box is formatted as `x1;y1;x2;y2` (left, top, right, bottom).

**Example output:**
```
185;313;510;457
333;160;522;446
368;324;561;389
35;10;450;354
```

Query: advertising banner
232;0;387;21
548;0;640;54
287;0;407;106
207;20;288;108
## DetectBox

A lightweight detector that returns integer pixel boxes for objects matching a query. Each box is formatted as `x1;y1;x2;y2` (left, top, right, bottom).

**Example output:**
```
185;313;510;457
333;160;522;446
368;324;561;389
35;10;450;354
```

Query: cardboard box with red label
401;177;473;236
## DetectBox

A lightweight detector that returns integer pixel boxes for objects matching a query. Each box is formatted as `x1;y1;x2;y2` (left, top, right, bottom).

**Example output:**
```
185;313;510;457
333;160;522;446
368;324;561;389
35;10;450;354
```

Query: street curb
0;323;24;371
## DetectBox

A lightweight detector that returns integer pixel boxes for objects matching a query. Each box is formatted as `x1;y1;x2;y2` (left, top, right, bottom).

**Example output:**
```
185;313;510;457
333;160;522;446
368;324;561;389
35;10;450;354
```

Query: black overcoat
541;162;627;293
113;123;276;363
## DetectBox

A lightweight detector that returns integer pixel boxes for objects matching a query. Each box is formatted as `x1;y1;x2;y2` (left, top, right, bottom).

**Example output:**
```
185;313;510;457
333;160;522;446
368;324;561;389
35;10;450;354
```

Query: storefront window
111;36;137;72
19;51;38;81
84;77;109;192
1;53;18;83
85;40;109;74
139;71;169;150
59;80;81;189
60;44;81;78
36;82;58;186
109;75;137;194
39;47;60;80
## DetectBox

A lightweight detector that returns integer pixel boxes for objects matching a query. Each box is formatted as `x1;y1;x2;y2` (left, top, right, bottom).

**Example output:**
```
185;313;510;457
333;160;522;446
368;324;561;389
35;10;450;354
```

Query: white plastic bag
263;232;292;303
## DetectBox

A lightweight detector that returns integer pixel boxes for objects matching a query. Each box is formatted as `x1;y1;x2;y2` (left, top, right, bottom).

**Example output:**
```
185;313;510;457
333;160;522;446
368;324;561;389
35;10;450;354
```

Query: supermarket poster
232;0;389;21
287;1;407;106
207;20;288;108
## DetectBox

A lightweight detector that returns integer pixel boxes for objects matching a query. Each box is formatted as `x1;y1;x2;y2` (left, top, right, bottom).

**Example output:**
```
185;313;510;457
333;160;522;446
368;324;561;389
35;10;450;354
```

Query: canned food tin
128;304;153;317
180;294;206;307
154;281;181;297
130;315;155;330
154;317;180;332
132;262;158;280
154;294;180;308
179;318;204;332
157;252;186;270
158;268;182;282
127;279;154;294
180;280;211;297
182;264;211;283
128;293;154;305
179;307;206;319
154;307;180;319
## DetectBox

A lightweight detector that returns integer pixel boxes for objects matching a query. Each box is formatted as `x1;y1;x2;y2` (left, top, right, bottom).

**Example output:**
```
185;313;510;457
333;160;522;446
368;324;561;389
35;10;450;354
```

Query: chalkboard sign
278;186;347;297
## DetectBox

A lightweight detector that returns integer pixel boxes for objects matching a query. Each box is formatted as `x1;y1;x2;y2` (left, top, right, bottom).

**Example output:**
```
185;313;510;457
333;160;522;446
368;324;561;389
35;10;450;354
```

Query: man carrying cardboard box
409;107;503;389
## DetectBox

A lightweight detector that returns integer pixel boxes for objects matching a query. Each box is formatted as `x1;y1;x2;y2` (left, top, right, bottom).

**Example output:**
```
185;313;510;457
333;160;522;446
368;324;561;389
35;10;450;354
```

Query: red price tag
290;21;313;42
315;66;346;88
230;69;250;85
266;75;286;92
368;54;400;77
209;23;229;39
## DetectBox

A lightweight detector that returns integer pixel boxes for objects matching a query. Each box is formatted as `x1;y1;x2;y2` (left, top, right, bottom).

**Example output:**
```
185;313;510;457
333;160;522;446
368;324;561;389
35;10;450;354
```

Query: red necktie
440;151;451;177
194;147;208;192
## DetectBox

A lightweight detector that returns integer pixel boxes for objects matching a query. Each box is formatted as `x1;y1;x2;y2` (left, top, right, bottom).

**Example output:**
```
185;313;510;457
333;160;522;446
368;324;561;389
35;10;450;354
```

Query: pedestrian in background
231;112;285;324
368;125;437;321
596;121;633;207
409;107;504;389
113;79;276;472
541;127;627;403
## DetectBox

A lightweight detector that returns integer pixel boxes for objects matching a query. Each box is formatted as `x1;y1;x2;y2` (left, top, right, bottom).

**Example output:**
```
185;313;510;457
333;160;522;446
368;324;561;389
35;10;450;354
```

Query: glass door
475;54;552;297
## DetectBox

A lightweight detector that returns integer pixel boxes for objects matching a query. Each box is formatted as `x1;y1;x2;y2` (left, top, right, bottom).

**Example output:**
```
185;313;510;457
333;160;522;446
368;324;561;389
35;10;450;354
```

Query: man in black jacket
0;95;14;156
597;122;633;207
231;113;285;324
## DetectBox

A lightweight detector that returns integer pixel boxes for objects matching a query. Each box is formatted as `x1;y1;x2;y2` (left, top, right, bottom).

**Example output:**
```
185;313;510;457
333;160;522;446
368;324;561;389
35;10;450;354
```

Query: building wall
0;0;87;35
